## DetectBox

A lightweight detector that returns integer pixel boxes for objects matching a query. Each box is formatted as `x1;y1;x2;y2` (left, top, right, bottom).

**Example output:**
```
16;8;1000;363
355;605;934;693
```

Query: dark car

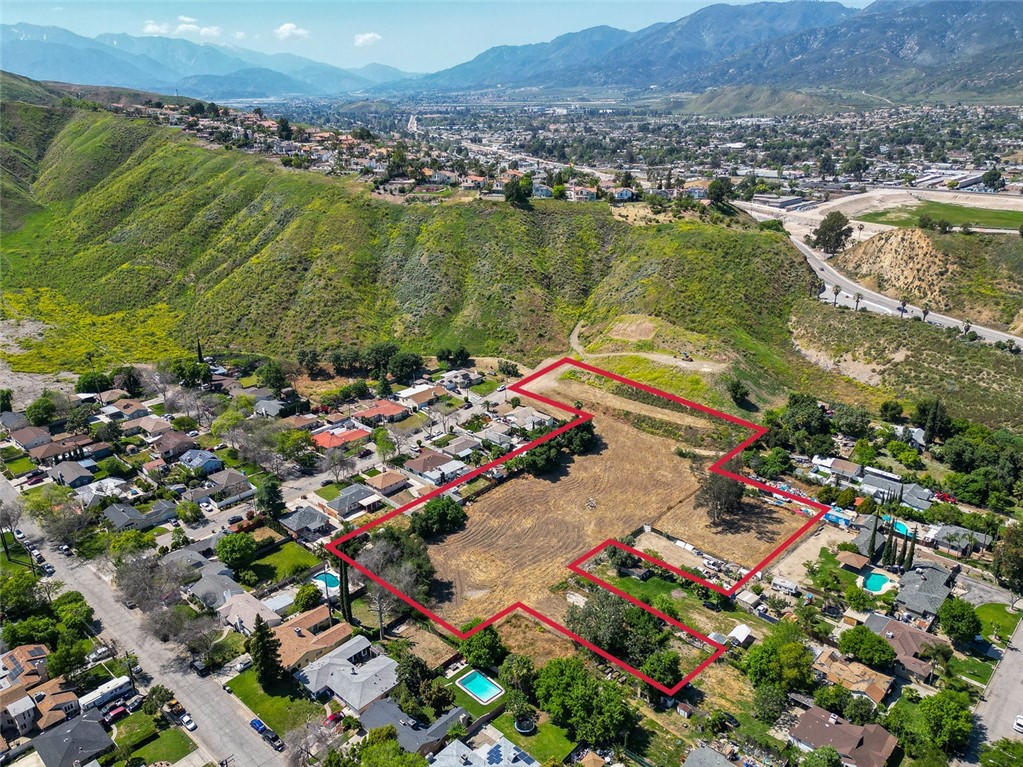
702;600;723;612
190;659;209;677
358;448;372;458
262;729;284;751
320;479;333;487
250;718;267;734
228;515;244;524
722;713;740;729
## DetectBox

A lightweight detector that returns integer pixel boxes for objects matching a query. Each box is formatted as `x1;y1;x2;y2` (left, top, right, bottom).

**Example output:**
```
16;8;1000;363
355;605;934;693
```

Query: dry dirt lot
767;522;856;587
394;622;459;670
495;613;577;666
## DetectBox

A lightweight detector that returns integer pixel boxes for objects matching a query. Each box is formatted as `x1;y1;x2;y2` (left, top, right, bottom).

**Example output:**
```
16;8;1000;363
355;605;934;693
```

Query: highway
790;236;1023;347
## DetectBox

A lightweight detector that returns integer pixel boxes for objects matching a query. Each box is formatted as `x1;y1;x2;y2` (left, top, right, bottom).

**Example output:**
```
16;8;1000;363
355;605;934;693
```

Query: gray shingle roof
34;714;113;767
359;697;466;755
896;563;952;617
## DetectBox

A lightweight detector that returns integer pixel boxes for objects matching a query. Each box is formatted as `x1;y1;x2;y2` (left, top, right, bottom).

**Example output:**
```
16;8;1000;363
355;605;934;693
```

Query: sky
1;0;871;72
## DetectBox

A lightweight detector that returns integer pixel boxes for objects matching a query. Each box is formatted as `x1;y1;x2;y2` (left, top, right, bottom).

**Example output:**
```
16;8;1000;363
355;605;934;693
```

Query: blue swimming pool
882;515;910;536
312;572;340;589
456;670;504;704
863;573;891;593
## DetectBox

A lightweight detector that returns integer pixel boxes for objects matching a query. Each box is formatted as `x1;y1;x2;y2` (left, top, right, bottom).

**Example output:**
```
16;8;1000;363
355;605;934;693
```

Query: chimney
294;627;303;636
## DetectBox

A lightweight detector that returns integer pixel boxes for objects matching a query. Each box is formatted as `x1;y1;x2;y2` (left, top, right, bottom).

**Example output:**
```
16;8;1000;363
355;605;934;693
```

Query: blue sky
2;0;869;71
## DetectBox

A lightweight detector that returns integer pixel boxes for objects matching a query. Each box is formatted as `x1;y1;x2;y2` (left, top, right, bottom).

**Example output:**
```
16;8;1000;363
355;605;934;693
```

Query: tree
460;620;508;668
0;569;42;619
26;396;56;426
913;397;951;442
372;427;396;461
504;177;530;207
844;696;876;725
177;501;202;524
707;177;734;205
0;501;24;561
0;389;12;412
296;348;320;376
506;689;536;728
811;211;853;254
839;625;895;668
640;650;681;702
409;496;467;538
215;532;258;573
277;117;293;140
981;739;1023;767
725;376;749;403
293;582;322;612
255;476;286;517
879;400;903;422
993;522;1023;594
752;683;787;723
937;597;981;646
981;168;1004;190
249;613;284;687
75;371;112;394
358;538;420;640
844;585;876;612
320;448;355;484
498;654;535;695
867;514;880;560
695;466;744;523
256;360;288;395
919;688;973;752
801;746;843;767
387;352;422;385
142;685;173;715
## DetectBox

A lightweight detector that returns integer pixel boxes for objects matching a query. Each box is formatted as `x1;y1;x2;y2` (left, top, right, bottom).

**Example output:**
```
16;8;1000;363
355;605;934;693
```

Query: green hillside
1;99;73;231
0;70;64;106
1;106;814;375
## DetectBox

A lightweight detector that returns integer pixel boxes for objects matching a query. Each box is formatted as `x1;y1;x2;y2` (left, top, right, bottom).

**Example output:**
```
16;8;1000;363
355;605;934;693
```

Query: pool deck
859;568;897;595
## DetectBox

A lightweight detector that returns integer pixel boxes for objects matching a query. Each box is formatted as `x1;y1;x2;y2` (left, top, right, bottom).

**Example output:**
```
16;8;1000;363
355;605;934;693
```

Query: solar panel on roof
28;647;46;657
486;744;503;765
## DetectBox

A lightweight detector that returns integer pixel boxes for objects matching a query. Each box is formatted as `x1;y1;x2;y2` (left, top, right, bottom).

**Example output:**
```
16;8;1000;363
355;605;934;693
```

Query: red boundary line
326;357;829;694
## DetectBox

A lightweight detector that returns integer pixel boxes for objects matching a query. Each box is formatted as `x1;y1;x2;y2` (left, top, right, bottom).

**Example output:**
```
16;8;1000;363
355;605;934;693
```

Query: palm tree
962;320;972;336
854;292;863;312
832;284;841;306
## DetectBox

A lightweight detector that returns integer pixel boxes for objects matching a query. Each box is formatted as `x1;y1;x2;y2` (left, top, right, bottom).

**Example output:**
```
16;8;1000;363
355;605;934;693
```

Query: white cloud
233;31;246;40
143;20;170;34
177;15;196;23
175;23;200;34
274;22;309;40
353;32;382;47
199;26;221;38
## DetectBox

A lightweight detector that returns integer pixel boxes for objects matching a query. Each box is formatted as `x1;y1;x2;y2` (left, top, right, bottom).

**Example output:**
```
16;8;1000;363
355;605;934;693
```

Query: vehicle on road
262;729;284;751
13;529;25;540
227;515;243;524
250;718;267;734
180;713;197;731
166;699;185;716
42;563;56;576
189;659;209;677
1014;715;1023;733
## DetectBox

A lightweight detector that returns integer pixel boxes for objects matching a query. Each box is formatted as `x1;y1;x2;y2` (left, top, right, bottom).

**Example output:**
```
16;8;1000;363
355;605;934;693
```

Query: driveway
1;477;285;767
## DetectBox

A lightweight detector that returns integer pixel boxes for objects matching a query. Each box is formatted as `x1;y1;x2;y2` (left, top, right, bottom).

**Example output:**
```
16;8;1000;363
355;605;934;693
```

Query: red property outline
327;357;830;694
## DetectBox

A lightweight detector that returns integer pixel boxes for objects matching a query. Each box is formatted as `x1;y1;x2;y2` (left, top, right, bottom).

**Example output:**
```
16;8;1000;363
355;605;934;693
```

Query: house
141;457;167;478
183;469;255;509
0;411;30;434
860;468;934;512
727;624;755;648
862;613;951;683
189;563;244;609
178;449;224;475
440;435;481;460
925;524;993;557
152;431;197;461
610;187;635;202
356;400;409;424
396;384;446;410
432;735;537;767
254;399;286;418
895;563;953;625
681;748;733;767
9;426;51;451
75;478;132;509
505;406;555;431
106;398;149;421
812;649;893;706
217;592;282;635
360;697;467;756
479;425;513;448
135;415;172;437
735;589;763;613
423;459;468;486
96;389;130;404
47;461;94;489
326;484;382;519
294;636;398;713
363;470;407;497
101;501;178;532
830;458;865;483
281;413;320;431
30;437;92;466
789;706;896;767
280;506;334;541
532;183;553;198
272;606;354;670
313;428;370;451
893;425;927;451
404;449;449;477
33;714;113;767
568;186;597;202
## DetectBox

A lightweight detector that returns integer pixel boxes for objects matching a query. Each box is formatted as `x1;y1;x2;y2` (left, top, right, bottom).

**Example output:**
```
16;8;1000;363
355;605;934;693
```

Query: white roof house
294;636;397;713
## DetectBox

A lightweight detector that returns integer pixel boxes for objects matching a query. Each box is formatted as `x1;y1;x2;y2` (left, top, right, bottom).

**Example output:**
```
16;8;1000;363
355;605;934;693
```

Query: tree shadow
429;577;456;607
736;398;761;415
708;500;792;539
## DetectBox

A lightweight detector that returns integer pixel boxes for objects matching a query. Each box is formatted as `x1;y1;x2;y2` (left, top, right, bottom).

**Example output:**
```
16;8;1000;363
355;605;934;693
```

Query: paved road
790;237;1023;347
1;477;285;767
960;613;1023;764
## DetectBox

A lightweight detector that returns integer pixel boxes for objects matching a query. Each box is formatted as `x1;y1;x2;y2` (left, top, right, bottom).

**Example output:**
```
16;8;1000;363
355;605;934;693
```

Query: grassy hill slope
1;107;814;373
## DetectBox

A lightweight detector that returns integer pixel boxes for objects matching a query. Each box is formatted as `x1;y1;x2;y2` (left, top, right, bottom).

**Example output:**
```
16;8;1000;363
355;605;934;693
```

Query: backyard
250;541;321;584
226;669;322;733
493;711;576;764
109;711;197;767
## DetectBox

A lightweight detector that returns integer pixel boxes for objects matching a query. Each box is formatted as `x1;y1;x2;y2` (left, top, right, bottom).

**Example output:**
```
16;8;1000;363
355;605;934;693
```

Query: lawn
1;533;32;572
858;200;1023;230
975;603;1021;645
629;716;688;767
493;712;576;764
114;728;196;767
209;631;246;668
315;482;345;501
250;541;321;584
949;655;994;685
470;379;499;397
816;548;860;589
226;669;322;733
113;711;158;749
4;456;36;476
393;412;431;433
444;668;505;720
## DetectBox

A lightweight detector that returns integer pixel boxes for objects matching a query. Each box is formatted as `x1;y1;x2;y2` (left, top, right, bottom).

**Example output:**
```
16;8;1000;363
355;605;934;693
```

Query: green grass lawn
239;375;258;387
949;655;994;685
975;603;1021;646
226;669;322;733
4;456;36;475
114;711;158;749
493;712;576;764
629;717;688;767
444;668;506;720
470;379;499;397
209;631;246;668
250;541;320;584
858;200;1023;230
817;548;861;589
393;412;430;433
114;728;196;767
315;482;345;501
1;533;33;572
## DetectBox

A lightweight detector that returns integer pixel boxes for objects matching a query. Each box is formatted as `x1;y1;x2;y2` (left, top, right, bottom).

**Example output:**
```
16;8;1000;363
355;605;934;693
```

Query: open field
428;413;700;626
495;613;577;666
858;200;1023;230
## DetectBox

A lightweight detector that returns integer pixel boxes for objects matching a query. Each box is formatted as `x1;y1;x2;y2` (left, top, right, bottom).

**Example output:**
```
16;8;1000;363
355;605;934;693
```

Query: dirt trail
568;321;726;375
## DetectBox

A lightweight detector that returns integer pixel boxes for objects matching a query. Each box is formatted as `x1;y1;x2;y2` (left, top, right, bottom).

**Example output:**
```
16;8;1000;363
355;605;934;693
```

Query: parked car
187;430;199;437
166;699;184;716
124;598;138;609
33;552;45;564
249;718;267;734
42;563;56;576
320;479;333;487
58;544;72;556
1015;715;1023;733
702;600;722;613
13;529;25;540
323;712;343;727
25;476;44;486
124;695;145;712
235;657;252;673
189;659;209;677
227;515;243;524
88;646;113;663
262;729;284;751
179;714;197;731
104;707;128;725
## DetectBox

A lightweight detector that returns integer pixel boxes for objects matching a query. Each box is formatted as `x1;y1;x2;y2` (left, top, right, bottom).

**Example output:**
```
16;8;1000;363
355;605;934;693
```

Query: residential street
960;613;1023;765
1;477;285;767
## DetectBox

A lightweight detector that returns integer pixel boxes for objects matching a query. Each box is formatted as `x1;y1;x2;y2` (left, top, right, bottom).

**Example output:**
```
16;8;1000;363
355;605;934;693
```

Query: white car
180;714;197;731
1014;714;1023;733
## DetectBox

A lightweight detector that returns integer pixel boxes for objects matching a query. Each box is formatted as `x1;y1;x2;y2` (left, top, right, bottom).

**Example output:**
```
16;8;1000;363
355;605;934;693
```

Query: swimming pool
882;515;910;536
312;572;340;589
456;670;504;705
863;572;891;593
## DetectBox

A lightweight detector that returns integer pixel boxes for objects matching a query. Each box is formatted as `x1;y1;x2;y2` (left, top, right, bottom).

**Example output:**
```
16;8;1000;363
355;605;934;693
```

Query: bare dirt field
654;496;813;571
395;622;458;670
767;522;855;586
495;613;577;666
634;531;706;571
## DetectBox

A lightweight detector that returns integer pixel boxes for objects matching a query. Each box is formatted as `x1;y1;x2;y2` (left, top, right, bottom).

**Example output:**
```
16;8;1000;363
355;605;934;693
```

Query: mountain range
2;0;1022;101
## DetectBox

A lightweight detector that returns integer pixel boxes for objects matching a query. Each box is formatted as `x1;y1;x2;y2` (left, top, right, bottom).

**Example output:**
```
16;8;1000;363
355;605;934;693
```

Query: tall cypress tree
906;531;916;570
249;614;284;688
882;525;896;566
897;533;909;569
867;515;880;561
